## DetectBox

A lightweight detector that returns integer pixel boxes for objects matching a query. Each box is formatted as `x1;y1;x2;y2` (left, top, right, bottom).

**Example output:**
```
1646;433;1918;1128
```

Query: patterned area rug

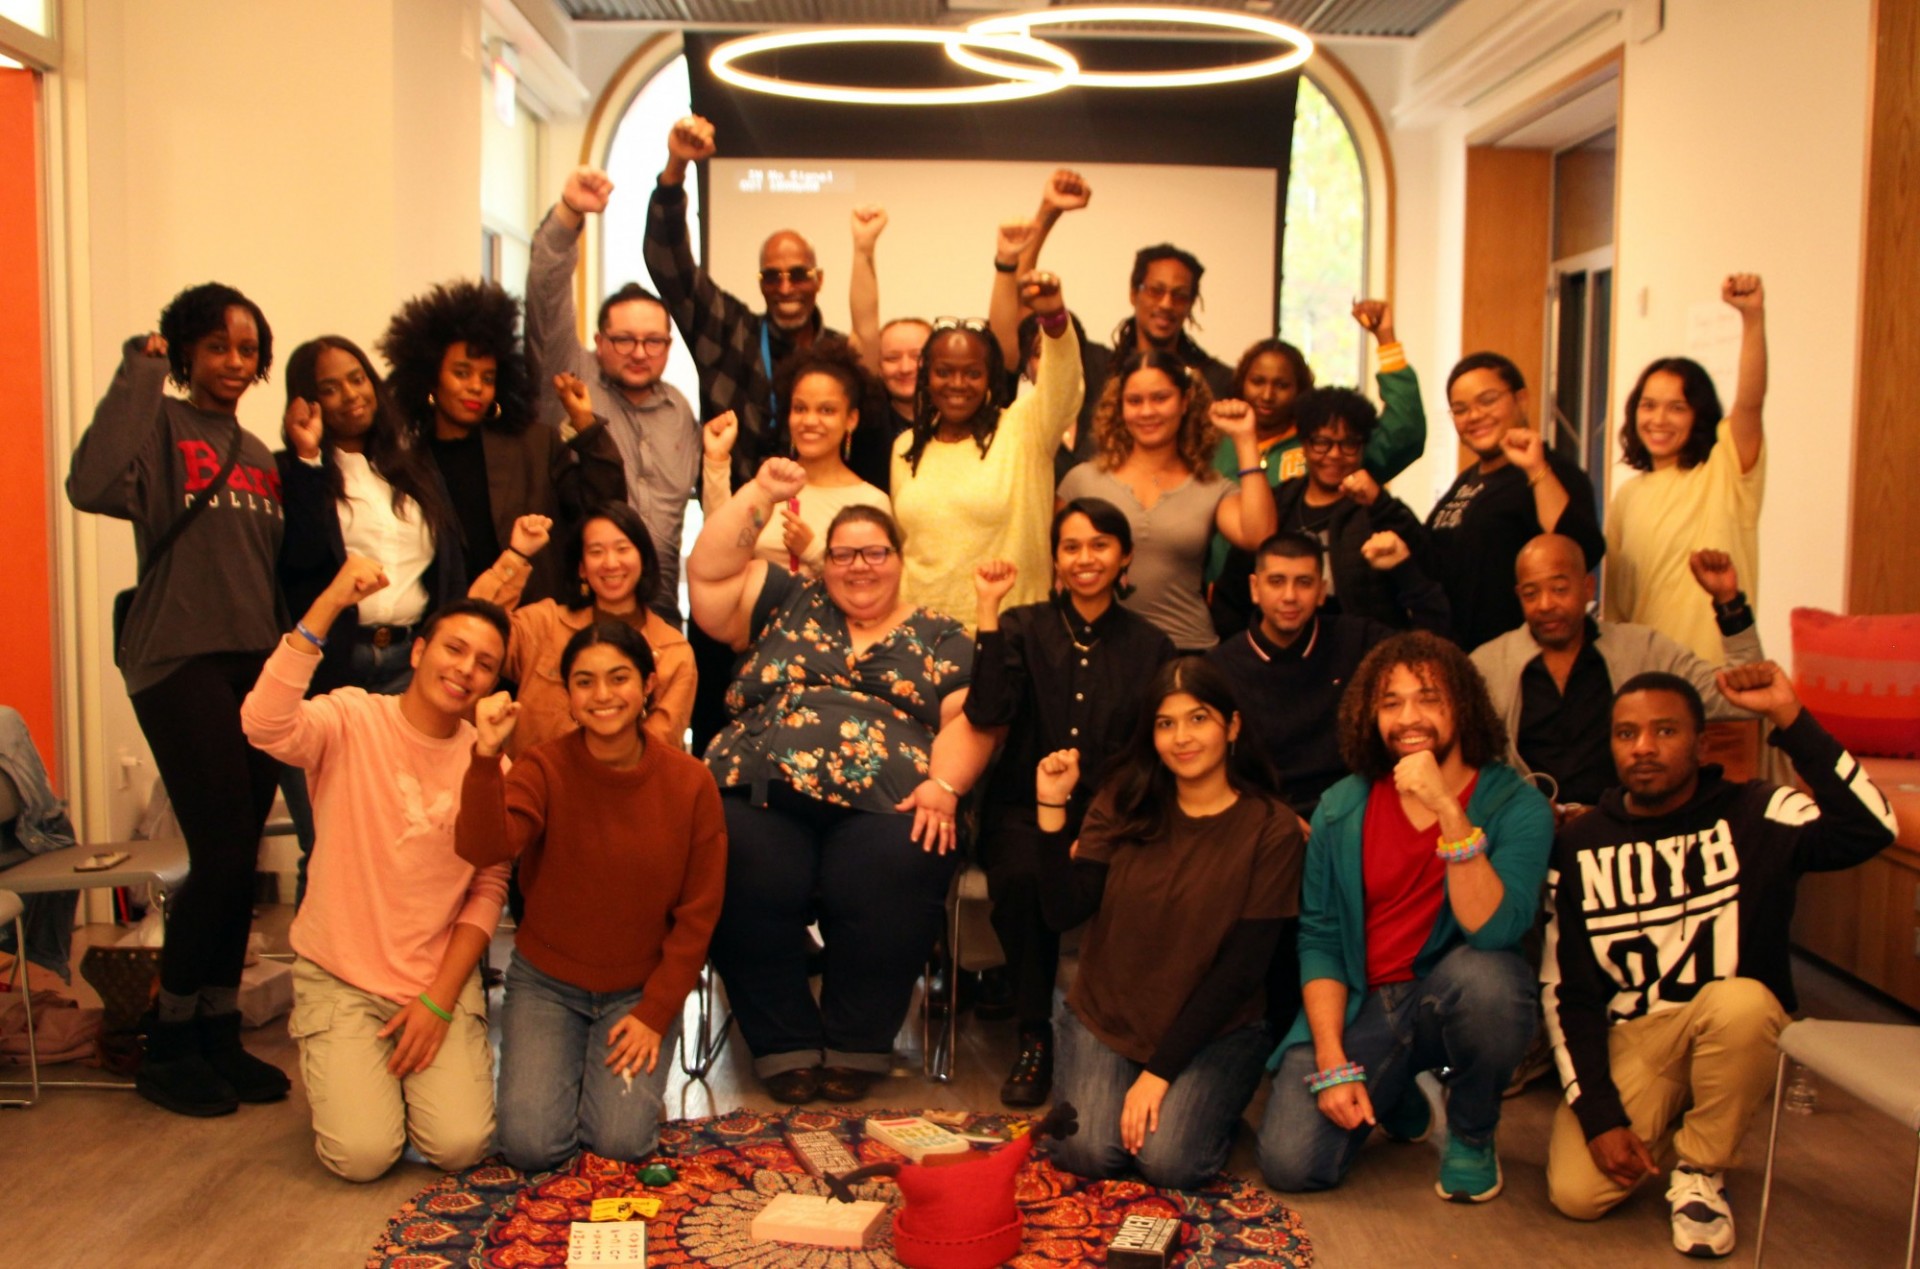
368;1106;1313;1267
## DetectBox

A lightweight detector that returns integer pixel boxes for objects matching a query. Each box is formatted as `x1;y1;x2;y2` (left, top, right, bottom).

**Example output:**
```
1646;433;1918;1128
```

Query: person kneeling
1038;659;1303;1191
1542;665;1895;1259
240;559;511;1182
1257;631;1553;1203
457;621;726;1171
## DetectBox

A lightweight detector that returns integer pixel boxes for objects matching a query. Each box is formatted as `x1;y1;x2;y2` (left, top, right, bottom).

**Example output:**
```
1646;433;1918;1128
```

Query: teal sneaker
1379;1083;1433;1144
1435;1134;1503;1203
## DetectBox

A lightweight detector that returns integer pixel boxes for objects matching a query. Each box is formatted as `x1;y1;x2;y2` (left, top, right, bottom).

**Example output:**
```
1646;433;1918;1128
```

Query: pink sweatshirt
241;640;508;1003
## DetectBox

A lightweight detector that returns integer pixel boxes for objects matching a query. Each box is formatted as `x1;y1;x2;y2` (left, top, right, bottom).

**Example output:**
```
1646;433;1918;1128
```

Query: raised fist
1018;270;1064;316
666;115;716;163
1035;748;1081;807
1688;549;1739;604
1351;299;1395;344
851;205;888;252
474;691;520;757
1360;531;1410;571
1042;169;1091;213
1498;426;1547;474
703;410;739;464
509;514;553;559
141;332;169;359
284;398;325;460
754;456;808;502
1714;660;1801;727
553;372;596;430
1339;470;1381;507
1721;273;1764;314
973;559;1018;609
561;167;614;217
1210;398;1257;441
325;554;389;608
996;219;1036;265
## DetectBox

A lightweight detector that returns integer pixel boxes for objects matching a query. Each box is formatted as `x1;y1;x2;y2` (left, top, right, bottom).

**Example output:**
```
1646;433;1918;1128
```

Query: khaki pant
288;958;495;1183
1548;976;1789;1220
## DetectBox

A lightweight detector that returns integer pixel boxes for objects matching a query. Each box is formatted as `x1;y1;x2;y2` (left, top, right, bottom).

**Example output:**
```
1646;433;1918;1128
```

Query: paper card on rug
568;1219;647;1265
784;1129;859;1178
864;1114;972;1162
589;1197;661;1222
750;1193;888;1248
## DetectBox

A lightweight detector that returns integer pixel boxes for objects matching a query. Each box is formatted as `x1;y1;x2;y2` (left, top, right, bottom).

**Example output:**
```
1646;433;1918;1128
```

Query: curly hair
1337;630;1508;783
1101;657;1280;842
377;280;534;438
283;335;455;541
901;326;1008;477
1620;356;1721;472
774;334;869;427
158;282;273;388
1296;386;1380;447
1090;350;1218;476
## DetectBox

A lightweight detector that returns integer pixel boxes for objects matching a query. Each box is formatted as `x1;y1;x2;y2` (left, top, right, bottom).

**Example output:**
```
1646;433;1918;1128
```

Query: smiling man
1541;666;1895;1258
1258;630;1552;1205
240;557;512;1183
526;166;699;624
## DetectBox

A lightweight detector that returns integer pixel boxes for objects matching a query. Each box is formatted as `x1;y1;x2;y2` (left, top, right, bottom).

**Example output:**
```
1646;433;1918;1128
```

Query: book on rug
567;1219;646;1266
784;1128;860;1178
750;1192;888;1248
1107;1213;1181;1268
864;1114;973;1162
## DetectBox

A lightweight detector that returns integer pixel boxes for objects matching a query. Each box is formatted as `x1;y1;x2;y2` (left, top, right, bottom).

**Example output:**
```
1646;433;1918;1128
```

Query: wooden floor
1;909;1914;1267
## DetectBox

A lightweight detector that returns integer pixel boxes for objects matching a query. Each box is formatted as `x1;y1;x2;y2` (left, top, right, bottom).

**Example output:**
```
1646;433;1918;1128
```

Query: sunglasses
759;266;821;286
931;317;990;334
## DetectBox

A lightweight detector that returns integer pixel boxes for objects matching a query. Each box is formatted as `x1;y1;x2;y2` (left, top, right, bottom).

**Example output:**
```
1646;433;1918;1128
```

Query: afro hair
157;282;273;388
376;279;535;437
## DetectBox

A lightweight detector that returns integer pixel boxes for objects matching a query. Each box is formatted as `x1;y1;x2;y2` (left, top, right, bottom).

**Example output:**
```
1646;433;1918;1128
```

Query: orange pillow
1790;607;1920;758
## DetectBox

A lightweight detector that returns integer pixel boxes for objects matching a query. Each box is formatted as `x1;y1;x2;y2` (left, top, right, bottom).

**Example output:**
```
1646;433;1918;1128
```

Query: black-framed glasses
931;317;990;334
824;545;896;567
1303;434;1365;456
603;333;671;356
759;266;821;286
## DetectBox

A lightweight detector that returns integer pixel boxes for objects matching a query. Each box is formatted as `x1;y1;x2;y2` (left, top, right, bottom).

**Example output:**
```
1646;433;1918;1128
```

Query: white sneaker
1667;1166;1735;1259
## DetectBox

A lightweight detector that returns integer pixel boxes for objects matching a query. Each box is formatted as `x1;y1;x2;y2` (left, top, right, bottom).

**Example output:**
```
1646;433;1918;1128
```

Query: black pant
979;805;1078;1032
709;786;955;1071
129;652;280;998
686;623;738;758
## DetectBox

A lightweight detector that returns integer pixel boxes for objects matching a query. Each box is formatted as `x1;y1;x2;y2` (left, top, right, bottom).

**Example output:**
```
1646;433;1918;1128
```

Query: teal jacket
1268;760;1553;1065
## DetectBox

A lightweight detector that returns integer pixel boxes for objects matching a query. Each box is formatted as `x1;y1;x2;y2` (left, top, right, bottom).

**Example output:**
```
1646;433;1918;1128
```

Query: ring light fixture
706;27;1081;107
952;5;1315;90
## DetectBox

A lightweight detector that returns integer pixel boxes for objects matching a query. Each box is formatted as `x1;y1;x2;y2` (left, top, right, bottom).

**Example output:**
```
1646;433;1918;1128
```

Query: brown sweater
456;728;726;1033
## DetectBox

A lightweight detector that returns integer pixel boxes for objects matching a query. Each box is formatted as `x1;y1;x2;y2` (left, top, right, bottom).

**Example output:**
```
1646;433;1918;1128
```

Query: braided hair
900;325;1010;477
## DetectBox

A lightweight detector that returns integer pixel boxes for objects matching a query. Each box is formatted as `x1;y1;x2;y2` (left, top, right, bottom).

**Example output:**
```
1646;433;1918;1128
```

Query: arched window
594;39;1383;406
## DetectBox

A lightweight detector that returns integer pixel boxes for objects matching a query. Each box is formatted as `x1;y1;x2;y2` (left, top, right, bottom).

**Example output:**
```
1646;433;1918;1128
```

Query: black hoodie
1541;710;1898;1141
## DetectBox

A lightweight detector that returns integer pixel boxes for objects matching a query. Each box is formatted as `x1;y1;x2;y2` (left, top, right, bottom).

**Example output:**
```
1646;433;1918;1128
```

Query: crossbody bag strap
137;423;246;584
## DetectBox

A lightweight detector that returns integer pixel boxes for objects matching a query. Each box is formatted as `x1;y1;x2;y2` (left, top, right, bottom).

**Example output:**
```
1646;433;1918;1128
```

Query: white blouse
334;450;434;626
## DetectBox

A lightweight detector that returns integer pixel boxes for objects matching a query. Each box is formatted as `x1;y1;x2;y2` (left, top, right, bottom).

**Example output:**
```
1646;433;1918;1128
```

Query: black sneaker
196;1011;291;1103
136;1014;239;1118
971;969;1015;1021
1000;1029;1053;1108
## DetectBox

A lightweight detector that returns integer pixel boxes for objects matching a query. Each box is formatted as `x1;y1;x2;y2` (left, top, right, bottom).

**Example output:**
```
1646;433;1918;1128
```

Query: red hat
890;1133;1036;1269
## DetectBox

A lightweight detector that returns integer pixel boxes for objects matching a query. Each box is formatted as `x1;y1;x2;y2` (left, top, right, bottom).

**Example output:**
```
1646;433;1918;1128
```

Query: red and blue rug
368;1106;1313;1267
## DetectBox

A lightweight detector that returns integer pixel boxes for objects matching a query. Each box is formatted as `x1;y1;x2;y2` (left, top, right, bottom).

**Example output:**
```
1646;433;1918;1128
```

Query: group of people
59;107;1900;1264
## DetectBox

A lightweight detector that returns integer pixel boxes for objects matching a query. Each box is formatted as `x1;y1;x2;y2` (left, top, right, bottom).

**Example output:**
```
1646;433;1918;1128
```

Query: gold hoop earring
426;391;438;409
488;402;502;421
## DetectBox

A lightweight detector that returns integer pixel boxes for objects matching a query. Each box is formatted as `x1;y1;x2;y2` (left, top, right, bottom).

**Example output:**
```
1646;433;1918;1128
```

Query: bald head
1514;534;1595;650
759;230;821;331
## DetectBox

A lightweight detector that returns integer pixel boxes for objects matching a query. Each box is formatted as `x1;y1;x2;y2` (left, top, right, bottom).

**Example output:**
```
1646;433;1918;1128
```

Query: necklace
1059;604;1100;654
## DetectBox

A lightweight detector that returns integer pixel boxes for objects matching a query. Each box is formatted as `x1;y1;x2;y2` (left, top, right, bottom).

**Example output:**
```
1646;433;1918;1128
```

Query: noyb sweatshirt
1541;711;1898;1141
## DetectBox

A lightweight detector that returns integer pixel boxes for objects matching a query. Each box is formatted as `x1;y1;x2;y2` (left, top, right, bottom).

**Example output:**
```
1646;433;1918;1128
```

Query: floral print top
705;570;973;813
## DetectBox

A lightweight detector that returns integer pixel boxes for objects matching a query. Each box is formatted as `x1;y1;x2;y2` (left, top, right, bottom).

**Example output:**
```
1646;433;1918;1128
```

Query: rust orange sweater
456;728;727;1032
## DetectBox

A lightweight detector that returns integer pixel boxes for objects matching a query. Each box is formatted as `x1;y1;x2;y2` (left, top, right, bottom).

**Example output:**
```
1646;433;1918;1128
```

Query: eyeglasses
824;545;896;567
931;317;990;334
1448;388;1512;420
759;266;821;287
1137;284;1195;305
602;333;672;356
1303;435;1365;456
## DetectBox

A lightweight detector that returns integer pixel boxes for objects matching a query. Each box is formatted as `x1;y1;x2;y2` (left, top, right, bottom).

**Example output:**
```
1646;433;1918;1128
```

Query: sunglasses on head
931;317;990;334
759;266;821;286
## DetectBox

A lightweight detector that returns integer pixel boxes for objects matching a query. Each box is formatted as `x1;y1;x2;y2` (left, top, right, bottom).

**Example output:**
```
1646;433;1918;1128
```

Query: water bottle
1783;1062;1818;1115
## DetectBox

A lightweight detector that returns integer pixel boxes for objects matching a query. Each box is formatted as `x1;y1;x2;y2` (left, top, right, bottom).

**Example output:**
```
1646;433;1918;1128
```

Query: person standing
67;283;290;1117
526;166;701;624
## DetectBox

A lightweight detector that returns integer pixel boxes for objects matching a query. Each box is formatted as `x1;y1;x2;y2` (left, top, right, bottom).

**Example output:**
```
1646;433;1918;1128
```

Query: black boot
197;1011;291;1103
136;1013;239;1118
999;1026;1053;1108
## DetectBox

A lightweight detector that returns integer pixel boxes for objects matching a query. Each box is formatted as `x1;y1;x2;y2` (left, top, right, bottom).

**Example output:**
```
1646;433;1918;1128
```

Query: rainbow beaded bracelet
1305;1062;1367;1093
1435;825;1487;864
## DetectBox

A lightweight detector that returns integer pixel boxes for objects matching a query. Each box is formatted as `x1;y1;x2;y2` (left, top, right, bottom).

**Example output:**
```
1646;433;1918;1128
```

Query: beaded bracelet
1306;1062;1367;1094
417;992;453;1023
1435;825;1487;864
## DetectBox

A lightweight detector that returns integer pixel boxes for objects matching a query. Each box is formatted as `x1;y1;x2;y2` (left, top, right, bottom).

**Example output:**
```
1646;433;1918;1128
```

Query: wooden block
784;1129;859;1178
1107;1213;1180;1268
864;1115;971;1162
567;1219;647;1266
750;1193;887;1248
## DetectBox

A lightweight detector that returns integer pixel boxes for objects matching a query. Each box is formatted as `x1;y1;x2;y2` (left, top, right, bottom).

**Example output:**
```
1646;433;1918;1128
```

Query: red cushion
1790;608;1920;758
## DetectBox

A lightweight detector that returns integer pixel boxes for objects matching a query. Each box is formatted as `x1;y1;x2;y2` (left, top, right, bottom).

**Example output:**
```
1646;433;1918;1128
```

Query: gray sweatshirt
67;342;285;692
525;209;699;619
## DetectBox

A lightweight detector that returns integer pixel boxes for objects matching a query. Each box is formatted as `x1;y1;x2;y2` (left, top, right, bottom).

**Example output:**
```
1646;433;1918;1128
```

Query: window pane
1280;76;1365;386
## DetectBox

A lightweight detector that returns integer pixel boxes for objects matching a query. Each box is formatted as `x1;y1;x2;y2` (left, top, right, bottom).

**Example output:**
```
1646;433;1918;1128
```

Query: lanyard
759;320;780;426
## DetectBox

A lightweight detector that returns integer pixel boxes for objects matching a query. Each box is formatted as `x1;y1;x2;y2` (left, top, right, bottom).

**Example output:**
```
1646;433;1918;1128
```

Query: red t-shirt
1362;773;1479;988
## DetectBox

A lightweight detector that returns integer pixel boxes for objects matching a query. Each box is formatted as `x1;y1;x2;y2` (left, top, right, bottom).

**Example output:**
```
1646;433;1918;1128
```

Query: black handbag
111;425;245;667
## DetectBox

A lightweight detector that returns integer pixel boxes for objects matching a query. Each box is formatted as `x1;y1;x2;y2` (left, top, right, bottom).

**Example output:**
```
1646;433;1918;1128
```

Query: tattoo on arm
734;507;765;549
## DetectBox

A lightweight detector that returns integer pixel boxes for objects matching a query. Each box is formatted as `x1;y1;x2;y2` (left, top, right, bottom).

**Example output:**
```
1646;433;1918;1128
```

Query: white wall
59;0;485;838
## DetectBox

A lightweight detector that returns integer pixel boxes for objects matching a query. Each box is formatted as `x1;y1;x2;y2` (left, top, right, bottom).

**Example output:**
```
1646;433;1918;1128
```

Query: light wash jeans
497;951;681;1172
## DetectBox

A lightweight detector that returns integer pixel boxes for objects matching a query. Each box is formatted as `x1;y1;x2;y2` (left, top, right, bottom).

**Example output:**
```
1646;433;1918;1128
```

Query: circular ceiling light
952;5;1314;90
708;28;1080;107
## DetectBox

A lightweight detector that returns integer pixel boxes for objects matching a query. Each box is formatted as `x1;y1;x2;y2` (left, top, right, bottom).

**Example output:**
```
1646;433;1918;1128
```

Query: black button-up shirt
1516;618;1616;806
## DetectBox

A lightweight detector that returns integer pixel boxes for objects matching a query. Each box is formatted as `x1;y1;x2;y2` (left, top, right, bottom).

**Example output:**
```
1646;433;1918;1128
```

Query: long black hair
158;282;273;387
1101;657;1279;842
559;618;657;682
901;325;1009;476
283;335;454;541
562;502;662;613
377;279;535;438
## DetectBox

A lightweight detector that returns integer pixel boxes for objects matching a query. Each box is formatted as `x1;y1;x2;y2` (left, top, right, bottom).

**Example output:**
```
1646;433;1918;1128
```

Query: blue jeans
1048;1004;1270;1192
496;952;681;1172
1258;945;1536;1191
